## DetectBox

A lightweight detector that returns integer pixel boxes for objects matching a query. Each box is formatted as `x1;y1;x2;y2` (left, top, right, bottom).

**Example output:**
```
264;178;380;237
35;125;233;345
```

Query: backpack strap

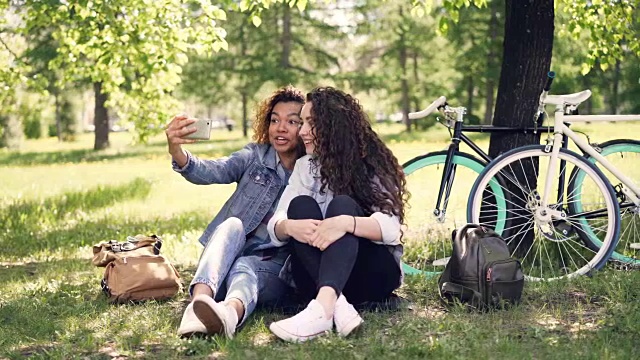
440;281;483;306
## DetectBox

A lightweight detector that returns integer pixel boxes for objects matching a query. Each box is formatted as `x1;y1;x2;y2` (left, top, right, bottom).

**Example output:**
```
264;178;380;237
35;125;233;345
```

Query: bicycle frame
540;109;640;212
432;110;557;221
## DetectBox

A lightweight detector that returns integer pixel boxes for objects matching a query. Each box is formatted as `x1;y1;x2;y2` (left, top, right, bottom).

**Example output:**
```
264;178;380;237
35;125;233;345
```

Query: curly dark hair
252;85;305;144
307;87;407;223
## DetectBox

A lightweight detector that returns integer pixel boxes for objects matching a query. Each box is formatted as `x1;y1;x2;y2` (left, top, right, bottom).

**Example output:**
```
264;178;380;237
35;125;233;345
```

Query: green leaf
251;15;262;27
296;0;308;12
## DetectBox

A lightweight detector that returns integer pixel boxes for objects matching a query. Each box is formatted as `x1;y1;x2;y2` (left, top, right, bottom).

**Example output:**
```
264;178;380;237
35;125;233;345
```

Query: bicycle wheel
401;151;510;276
467;145;619;281
569;139;640;266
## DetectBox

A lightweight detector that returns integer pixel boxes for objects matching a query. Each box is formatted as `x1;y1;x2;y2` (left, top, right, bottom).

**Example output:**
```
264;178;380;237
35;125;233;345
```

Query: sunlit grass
1;122;640;358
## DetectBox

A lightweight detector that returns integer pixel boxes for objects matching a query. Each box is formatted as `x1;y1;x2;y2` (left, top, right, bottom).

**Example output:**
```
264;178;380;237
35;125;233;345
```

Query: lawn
1;122;640;359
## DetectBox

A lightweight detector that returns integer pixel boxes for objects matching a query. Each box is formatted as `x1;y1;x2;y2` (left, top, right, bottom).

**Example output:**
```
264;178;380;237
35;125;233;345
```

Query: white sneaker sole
192;295;233;339
337;316;364;337
269;322;329;343
177;322;208;338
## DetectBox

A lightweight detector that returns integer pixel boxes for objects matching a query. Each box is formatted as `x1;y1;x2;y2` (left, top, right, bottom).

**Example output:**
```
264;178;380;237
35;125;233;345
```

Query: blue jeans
190;217;292;326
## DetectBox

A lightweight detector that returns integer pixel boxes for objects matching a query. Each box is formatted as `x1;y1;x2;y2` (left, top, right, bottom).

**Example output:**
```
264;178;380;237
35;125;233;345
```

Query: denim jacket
172;143;287;246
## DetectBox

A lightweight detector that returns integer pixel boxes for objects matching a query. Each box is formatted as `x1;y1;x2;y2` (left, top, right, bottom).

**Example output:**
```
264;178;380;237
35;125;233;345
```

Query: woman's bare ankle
225;298;245;320
316;287;338;319
191;283;214;300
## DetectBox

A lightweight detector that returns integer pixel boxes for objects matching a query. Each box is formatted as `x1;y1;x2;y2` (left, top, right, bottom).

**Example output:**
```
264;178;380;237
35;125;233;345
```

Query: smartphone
184;119;212;140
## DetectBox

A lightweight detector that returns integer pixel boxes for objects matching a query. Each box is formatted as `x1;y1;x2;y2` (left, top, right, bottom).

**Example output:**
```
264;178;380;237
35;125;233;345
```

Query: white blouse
267;155;402;247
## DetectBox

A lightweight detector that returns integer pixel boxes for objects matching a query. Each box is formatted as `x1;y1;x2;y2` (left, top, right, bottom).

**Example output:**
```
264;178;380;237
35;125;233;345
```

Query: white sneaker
334;294;363;337
192;294;238;338
177;302;207;338
269;300;333;342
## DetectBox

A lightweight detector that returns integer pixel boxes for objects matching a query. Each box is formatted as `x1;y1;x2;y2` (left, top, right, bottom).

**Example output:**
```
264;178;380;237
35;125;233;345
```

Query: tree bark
488;0;554;257
241;91;248;138
54;91;62;142
489;0;554;155
412;51;420;130
239;19;249;138
483;0;500;125
93;81;110;150
281;4;292;68
399;7;411;132
610;59;621;115
466;75;474;116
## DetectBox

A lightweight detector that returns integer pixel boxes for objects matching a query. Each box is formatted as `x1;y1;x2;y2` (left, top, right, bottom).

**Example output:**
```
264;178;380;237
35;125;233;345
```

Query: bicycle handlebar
408;96;447;120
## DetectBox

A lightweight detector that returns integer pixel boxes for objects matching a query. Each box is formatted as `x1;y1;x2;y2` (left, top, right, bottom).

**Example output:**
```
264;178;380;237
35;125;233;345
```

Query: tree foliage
18;0;230;143
557;0;640;74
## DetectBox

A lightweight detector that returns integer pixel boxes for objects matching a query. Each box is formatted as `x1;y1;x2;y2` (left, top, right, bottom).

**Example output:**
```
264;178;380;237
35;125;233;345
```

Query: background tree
180;1;342;137
20;0;229;149
445;0;503;124
352;0;442;131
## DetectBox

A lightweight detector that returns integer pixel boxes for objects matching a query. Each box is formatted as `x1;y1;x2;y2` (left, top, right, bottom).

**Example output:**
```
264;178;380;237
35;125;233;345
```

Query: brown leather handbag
92;235;182;303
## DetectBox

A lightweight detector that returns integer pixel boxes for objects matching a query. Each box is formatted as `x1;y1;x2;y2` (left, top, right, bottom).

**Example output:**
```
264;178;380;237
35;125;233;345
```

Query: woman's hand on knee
310;216;350;250
285;219;321;244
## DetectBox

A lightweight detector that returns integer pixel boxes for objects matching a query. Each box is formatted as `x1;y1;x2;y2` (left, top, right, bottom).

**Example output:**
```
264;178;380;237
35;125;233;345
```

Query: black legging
287;195;401;304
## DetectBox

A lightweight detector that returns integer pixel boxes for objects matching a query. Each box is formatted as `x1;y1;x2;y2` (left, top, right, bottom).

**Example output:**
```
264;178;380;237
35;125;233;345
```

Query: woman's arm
267;162;304;246
310;213;400;250
172;144;254;185
268;157;320;245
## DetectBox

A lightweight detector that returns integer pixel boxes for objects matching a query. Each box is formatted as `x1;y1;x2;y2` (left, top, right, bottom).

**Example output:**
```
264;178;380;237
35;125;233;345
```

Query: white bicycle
467;90;640;281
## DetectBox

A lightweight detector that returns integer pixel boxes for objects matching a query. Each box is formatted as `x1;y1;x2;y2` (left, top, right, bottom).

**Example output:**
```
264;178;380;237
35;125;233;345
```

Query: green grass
1;123;640;359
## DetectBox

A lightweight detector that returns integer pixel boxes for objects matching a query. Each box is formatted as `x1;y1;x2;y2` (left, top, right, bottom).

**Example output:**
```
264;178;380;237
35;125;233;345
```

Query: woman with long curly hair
267;86;407;342
166;85;305;338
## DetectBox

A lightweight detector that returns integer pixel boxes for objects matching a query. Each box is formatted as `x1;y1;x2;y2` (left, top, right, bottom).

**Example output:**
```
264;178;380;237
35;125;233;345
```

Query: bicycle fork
434;141;461;223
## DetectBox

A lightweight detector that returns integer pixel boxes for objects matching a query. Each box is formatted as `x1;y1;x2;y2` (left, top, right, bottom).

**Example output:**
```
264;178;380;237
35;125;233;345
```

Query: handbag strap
108;235;162;255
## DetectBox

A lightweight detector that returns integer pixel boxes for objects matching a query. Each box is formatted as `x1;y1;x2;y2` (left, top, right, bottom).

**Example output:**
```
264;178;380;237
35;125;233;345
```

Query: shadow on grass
0;281;190;358
0;258;90;288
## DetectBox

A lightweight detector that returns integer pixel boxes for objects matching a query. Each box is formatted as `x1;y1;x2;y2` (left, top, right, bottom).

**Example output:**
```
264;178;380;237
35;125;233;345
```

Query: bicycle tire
568;139;640;266
401;151;510;276
467;145;620;281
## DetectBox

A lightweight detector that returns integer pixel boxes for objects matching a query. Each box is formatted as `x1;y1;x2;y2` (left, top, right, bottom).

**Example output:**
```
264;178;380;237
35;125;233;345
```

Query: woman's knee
206;217;245;247
220;217;244;232
326;195;360;217
288;195;322;219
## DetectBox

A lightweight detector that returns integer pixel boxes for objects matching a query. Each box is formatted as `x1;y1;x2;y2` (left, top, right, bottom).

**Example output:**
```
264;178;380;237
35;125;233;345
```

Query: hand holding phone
183;118;212;140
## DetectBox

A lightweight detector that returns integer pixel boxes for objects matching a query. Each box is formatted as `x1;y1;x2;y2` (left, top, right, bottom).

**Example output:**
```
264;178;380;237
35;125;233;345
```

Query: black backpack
438;224;524;309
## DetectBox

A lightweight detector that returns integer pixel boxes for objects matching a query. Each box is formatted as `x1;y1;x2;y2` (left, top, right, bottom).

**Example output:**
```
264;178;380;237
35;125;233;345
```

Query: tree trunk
466;75;474;116
489;0;554;155
93;81;110;150
54;91;62;142
399;7;411;132
281;4;292;68
412;51;420;130
239;19;249;138
582;74;593;115
483;0;500;125
241;91;248;138
488;0;554;257
610;59;621;115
